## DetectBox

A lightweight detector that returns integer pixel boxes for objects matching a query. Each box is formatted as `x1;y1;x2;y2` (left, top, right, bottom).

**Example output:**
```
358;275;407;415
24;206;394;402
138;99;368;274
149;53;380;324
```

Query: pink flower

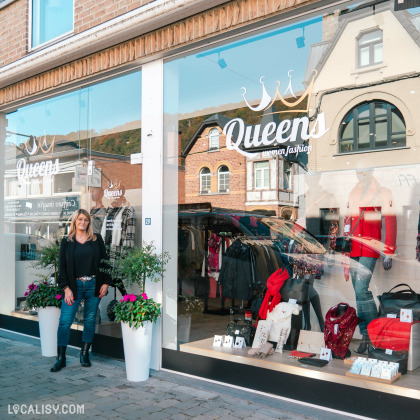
120;299;124;302
24;291;28;296
33;285;37;291
123;295;129;301
55;294;62;300
129;294;136;302
141;293;148;300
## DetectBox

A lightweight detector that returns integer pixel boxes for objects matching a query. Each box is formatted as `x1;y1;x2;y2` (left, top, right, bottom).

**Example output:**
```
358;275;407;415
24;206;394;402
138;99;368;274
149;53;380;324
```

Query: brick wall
0;0;317;106
0;0;28;67
74;0;155;34
184;126;247;211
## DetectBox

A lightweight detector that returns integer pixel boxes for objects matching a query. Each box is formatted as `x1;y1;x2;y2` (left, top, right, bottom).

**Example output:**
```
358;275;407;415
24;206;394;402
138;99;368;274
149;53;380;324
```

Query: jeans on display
57;279;100;347
350;256;378;335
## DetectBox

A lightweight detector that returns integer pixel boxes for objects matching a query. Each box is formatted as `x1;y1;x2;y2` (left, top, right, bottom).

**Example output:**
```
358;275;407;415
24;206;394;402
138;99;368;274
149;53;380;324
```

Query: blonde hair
67;209;96;242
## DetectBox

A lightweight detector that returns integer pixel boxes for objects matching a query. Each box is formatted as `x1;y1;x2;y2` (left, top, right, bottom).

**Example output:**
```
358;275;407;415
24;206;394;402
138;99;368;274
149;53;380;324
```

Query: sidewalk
0;330;366;420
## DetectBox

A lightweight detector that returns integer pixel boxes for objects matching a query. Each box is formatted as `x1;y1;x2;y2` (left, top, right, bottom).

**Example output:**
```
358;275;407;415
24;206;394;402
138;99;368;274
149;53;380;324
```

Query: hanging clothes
324;303;359;359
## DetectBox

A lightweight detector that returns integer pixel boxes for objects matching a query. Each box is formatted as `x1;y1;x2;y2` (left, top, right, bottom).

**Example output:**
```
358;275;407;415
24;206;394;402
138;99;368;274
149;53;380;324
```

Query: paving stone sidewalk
0;330;364;420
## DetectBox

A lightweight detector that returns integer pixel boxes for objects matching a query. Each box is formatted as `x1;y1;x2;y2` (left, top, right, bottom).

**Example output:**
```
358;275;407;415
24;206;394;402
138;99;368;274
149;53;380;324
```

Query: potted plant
25;241;61;357
107;241;170;381
25;281;62;357
178;290;204;343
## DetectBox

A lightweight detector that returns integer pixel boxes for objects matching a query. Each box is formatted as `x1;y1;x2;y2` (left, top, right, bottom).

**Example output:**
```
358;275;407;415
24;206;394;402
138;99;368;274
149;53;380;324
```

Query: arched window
339;101;405;153
200;167;211;194
358;30;382;68
209;128;219;150
218;165;230;192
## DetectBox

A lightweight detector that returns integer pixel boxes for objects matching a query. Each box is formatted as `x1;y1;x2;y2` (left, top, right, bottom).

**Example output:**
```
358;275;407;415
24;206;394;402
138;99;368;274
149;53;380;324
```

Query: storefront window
1;70;142;339
163;0;420;398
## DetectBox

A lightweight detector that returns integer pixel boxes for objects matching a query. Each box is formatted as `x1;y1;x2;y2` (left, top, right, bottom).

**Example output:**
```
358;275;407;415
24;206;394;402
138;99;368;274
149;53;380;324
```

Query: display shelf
180;337;420;399
346;371;402;384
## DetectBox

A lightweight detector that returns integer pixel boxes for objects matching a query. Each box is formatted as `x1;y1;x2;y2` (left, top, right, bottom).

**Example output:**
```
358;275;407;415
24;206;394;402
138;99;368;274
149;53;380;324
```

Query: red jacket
344;176;397;259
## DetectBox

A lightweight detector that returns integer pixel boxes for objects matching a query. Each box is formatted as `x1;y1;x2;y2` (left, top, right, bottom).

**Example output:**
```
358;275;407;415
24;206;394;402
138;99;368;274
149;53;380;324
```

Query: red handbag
367;317;416;351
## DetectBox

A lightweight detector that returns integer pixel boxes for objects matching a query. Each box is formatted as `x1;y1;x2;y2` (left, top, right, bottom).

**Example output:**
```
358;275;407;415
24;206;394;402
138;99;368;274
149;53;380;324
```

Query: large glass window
1;71;142;340
163;0;420;401
339;101;406;153
200;167;211;193
31;0;74;48
218;165;229;192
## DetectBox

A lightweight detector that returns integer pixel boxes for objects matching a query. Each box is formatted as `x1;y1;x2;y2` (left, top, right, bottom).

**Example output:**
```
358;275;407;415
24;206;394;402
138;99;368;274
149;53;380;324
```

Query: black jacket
58;234;111;299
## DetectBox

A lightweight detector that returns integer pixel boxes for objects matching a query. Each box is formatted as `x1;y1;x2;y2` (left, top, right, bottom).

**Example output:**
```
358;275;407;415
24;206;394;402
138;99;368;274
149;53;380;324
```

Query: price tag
320;347;332;361
334;324;339;335
386;313;397;318
223;336;233;347
234;337;246;348
288;299;297;304
400;309;413;323
213;335;223;347
385;349;393;355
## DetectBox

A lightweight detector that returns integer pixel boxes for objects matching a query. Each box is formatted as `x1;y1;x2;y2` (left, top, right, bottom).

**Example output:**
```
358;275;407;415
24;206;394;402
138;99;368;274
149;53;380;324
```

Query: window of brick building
209;128;220;150
200;167;211;193
255;161;269;188
31;0;74;49
218;165;229;192
283;161;292;191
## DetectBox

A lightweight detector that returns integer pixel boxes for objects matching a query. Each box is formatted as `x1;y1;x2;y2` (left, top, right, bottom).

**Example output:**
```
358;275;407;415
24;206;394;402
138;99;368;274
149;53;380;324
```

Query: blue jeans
57;279;100;347
350;257;378;335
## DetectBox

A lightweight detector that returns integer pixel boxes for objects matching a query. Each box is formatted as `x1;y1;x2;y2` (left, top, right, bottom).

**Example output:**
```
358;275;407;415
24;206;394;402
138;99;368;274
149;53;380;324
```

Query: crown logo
24;133;56;157
107;179;121;189
241;70;317;115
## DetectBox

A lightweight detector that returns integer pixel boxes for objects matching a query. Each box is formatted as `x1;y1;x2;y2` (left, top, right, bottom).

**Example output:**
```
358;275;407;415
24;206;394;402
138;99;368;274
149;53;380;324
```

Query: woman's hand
99;284;109;298
64;287;74;305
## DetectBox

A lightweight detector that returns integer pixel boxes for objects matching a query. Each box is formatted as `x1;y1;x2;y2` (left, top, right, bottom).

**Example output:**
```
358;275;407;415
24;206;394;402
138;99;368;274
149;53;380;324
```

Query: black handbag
377;283;420;320
298;357;329;367
368;346;408;374
226;319;255;347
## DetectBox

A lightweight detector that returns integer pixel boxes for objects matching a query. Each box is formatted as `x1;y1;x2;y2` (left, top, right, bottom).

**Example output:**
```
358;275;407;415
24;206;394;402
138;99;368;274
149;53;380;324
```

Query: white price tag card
320;347;332;361
400;309;413;323
234;337;246;348
213;335;223;347
223;336;233;347
381;367;392;380
385;349;393;355
386;313;397;318
288;299;297;304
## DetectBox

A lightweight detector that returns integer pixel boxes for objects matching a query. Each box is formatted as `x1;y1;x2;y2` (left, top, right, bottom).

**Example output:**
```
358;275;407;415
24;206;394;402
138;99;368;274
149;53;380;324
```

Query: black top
74;241;95;278
58;234;111;299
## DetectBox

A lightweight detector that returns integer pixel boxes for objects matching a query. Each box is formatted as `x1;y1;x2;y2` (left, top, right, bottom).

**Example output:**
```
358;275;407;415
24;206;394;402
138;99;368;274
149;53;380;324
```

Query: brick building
1;1;419;417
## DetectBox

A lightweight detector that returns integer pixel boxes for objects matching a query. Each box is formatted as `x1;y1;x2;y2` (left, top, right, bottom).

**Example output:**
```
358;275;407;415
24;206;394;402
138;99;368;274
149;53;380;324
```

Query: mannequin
344;168;397;353
90;187;106;234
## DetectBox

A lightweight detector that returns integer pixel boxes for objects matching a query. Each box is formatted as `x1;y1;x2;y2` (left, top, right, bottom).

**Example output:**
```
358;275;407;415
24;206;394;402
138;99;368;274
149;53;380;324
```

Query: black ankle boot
355;335;370;354
51;346;66;372
80;342;92;367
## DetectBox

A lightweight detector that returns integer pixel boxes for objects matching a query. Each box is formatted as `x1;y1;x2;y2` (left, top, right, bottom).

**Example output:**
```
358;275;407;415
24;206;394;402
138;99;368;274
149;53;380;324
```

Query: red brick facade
184;125;246;211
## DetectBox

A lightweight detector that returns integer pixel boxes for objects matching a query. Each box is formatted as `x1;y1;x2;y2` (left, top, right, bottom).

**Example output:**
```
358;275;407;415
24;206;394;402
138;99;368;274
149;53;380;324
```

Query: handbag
280;276;309;304
226;319;256;347
367;317;414;351
368;346;408;374
377;283;420;320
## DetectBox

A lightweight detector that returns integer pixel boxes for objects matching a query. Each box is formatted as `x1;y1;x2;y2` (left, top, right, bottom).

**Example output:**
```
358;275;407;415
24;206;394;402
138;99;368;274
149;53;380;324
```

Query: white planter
121;321;153;382
37;306;61;357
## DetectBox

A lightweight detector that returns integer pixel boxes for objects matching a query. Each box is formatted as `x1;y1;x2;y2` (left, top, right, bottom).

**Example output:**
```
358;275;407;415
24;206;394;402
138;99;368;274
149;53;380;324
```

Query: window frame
357;29;383;68
209;128;220;150
200;167;211;194
282;161;293;192
217;165;230;193
29;0;74;51
254;161;270;189
339;100;406;153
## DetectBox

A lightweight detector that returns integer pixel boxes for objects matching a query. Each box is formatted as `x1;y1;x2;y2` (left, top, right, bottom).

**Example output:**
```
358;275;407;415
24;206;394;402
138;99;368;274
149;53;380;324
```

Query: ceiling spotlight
218;52;227;69
296;27;305;49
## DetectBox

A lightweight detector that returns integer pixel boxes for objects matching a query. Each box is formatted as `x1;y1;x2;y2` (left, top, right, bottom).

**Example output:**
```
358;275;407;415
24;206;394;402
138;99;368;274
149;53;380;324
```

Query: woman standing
51;209;111;372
